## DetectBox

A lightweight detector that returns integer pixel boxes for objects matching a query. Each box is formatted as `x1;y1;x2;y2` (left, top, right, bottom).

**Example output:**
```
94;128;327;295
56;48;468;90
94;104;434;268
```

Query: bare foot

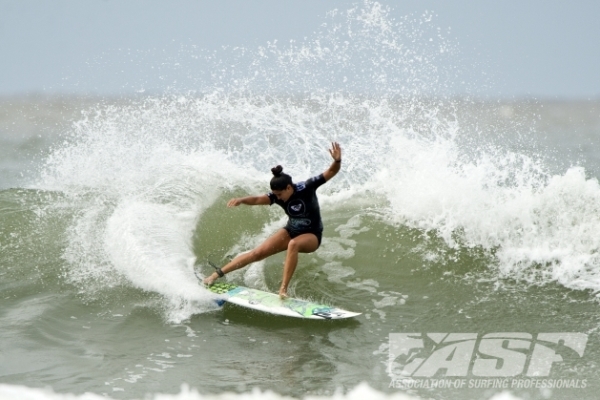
278;288;289;299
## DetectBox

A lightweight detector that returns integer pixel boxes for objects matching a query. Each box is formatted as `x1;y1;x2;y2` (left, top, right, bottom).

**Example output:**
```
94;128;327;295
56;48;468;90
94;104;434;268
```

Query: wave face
33;3;600;321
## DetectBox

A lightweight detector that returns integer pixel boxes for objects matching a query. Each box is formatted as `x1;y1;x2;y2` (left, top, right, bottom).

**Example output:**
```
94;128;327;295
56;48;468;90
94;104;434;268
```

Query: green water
7;194;600;399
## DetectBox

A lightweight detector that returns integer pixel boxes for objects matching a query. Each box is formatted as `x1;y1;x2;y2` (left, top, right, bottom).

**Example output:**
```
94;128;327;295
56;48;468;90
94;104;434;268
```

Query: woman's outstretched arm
227;195;271;207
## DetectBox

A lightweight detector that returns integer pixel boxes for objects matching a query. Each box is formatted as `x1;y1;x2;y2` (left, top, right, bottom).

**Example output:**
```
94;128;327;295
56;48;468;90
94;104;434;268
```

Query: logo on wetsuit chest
287;200;305;215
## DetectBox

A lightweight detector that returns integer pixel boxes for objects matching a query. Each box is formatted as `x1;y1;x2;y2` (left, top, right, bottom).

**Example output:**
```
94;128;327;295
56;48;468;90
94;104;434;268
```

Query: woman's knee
287;235;318;253
287;239;302;253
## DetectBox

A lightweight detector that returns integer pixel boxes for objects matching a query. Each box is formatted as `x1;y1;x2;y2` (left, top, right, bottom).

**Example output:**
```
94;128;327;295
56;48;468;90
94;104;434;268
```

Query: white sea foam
38;102;265;321
0;383;525;400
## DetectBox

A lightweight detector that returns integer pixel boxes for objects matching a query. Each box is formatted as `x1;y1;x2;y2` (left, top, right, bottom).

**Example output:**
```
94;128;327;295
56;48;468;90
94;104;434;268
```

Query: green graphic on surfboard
204;281;360;320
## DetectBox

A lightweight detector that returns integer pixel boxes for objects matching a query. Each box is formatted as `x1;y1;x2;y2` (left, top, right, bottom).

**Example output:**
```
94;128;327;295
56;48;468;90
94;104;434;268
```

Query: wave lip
382;126;600;293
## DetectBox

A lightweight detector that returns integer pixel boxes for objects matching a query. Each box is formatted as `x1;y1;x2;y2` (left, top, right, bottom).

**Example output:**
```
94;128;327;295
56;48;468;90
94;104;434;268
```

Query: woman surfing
203;142;342;298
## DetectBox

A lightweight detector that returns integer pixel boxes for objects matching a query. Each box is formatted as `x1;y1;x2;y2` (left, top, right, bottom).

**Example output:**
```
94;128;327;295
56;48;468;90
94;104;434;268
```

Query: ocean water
2;2;600;400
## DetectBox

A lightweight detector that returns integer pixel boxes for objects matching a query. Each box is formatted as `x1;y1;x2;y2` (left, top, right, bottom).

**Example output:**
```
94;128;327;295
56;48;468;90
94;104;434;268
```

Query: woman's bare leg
203;229;291;285
279;233;319;298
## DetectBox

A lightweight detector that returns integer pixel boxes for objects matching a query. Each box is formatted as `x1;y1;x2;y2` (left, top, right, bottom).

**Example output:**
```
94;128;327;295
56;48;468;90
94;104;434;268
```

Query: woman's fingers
329;142;341;159
227;198;239;207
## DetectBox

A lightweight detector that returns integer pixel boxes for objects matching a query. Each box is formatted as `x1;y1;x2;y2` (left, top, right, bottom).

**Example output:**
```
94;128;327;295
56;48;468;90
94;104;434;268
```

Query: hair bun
271;165;283;176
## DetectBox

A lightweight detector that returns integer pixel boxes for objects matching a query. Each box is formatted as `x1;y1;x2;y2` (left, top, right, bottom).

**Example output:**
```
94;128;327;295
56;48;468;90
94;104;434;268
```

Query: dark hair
270;165;293;191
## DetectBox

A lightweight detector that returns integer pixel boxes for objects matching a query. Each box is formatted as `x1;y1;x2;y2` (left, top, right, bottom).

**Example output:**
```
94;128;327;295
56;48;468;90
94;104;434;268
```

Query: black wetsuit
267;174;326;245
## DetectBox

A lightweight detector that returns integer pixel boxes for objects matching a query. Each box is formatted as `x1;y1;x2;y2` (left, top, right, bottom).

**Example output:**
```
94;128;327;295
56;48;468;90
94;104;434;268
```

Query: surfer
203;142;342;298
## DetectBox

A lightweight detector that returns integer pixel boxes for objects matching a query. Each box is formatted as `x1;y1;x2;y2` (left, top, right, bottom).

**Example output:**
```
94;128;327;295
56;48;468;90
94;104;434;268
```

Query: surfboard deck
203;281;361;320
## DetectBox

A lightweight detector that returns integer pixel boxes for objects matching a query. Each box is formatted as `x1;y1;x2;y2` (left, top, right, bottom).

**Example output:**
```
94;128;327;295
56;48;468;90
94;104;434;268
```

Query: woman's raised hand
329;141;342;161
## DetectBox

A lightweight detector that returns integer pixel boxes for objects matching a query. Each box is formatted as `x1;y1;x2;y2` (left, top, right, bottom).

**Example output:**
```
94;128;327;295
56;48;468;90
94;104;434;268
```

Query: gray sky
1;0;599;99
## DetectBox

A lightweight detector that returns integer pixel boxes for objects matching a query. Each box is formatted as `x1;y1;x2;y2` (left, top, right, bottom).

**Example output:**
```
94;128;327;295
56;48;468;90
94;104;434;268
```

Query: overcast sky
1;0;599;99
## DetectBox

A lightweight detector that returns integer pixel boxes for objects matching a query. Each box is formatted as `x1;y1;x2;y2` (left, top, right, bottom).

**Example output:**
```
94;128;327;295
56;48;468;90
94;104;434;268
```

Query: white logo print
388;332;588;379
291;204;302;212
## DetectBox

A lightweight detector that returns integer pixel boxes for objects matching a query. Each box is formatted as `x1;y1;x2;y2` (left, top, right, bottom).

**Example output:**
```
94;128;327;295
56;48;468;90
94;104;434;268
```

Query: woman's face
272;184;294;202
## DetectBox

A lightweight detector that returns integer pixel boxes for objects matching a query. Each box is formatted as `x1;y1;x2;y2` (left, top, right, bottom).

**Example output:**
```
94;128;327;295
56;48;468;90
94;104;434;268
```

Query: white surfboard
203;281;361;320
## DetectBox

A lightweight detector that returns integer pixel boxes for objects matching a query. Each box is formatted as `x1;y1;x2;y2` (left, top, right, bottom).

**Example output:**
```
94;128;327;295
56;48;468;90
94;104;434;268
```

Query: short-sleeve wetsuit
267;174;326;245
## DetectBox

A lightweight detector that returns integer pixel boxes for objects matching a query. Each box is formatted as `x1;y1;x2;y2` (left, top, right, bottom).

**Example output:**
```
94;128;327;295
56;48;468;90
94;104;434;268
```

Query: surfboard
203;281;361;320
